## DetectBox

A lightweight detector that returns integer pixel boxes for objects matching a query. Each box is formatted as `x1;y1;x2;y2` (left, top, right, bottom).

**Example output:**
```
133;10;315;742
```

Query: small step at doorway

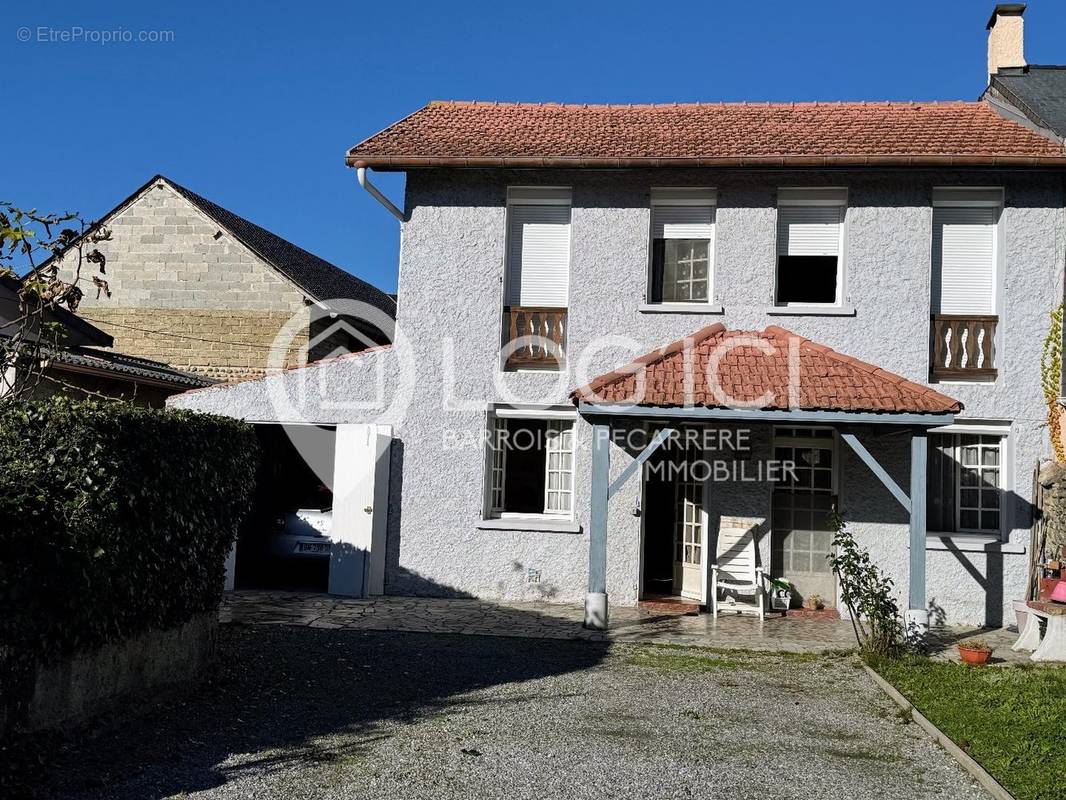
638;595;701;615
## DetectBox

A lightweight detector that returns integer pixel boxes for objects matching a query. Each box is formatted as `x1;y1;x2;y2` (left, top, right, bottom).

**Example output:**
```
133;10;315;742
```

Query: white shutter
777;206;843;257
506;204;570;307
543;420;574;514
489;418;506;513
933;207;995;314
651;205;714;239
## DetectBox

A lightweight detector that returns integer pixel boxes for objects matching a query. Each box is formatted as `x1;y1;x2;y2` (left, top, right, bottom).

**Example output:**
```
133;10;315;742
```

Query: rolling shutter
506;203;571;307
651;205;714;240
776;206;843;257
932;207;995;314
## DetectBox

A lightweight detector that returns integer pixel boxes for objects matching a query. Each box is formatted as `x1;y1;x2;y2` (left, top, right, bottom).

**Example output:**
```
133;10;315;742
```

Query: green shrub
0;397;258;728
827;511;907;659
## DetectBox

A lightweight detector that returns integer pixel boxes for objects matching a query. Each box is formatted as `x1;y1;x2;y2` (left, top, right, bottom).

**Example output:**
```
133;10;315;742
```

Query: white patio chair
710;519;765;620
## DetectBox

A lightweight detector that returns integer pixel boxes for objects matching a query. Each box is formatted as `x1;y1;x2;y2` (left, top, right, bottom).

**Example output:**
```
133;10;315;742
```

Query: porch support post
907;429;929;632
585;420;610;630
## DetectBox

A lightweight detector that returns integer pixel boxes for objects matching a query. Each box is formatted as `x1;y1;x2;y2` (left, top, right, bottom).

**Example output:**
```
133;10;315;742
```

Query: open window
647;188;716;307
485;409;575;519
774;188;846;307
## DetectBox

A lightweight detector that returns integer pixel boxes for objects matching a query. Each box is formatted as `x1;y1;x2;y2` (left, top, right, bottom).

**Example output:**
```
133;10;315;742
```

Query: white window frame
772;187;848;311
503;186;572;308
644;188;718;312
930;188;1003;372
483;405;577;522
927;420;1011;540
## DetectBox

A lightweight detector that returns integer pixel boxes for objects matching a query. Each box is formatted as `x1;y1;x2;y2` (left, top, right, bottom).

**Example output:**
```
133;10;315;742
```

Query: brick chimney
987;4;1026;83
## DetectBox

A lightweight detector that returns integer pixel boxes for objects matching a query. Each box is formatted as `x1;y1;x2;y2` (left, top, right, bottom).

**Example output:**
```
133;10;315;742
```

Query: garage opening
234;424;336;592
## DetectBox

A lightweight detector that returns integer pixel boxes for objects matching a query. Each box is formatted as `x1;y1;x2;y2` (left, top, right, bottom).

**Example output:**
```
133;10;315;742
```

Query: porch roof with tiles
571;323;961;420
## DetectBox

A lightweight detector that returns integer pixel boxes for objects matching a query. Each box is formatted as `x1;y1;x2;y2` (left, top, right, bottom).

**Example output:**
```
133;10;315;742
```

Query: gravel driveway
40;625;985;800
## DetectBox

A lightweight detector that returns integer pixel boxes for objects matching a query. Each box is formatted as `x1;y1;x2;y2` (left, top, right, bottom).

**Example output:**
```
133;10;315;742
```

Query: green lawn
872;657;1066;800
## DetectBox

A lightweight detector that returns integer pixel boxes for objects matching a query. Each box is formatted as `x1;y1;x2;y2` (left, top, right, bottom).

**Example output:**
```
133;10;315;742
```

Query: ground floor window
486;412;575;518
928;431;1006;534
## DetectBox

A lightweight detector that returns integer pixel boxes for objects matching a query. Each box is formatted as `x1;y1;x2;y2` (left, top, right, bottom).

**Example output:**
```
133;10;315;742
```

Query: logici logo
262;298;416;488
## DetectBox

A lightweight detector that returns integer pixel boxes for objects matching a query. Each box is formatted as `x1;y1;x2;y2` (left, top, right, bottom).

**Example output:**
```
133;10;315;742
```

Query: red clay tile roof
571;324;961;415
347;100;1066;169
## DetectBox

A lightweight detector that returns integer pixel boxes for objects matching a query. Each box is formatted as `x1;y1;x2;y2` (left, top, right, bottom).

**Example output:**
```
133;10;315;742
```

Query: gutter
348;154;1066;171
356;167;404;221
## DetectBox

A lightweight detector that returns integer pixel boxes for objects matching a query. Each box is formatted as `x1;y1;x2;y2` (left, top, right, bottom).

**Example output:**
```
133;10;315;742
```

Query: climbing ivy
1040;302;1064;463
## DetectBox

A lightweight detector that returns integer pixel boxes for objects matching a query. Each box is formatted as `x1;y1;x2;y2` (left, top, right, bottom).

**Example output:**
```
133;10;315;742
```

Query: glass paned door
771;430;836;607
672;474;703;600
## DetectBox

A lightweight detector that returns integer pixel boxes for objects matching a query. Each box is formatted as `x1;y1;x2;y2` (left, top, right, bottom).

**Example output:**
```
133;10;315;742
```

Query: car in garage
267;507;333;559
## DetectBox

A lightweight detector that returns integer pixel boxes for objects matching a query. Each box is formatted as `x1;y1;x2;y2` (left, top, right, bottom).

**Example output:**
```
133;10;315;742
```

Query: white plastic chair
710;519;765;620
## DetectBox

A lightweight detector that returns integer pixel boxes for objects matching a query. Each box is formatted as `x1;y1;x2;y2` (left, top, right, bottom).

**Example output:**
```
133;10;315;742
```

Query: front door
771;428;837;608
673;475;703;600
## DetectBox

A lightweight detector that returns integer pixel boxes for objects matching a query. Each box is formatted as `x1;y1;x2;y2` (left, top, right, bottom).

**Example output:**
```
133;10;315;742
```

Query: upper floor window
928;188;1002;383
931;188;1000;316
775;188;847;307
502;187;571;371
505;187;571;309
648;188;716;306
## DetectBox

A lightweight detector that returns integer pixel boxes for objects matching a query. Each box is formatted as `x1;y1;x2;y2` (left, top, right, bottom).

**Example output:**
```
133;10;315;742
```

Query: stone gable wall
59;181;310;379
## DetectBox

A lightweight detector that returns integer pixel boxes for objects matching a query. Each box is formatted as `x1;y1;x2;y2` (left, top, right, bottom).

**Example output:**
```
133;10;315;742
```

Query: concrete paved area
41;626;987;800
222;590;1025;662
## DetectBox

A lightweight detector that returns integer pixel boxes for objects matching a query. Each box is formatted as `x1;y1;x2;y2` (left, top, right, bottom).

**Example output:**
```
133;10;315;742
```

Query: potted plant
957;639;994;665
769;578;793;611
804;593;825;611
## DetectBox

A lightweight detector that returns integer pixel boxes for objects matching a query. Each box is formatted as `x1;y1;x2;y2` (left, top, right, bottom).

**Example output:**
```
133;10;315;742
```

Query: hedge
0;397;259;728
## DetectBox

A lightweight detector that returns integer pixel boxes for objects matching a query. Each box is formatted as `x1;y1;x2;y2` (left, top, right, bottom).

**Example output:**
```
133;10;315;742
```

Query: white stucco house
171;9;1066;630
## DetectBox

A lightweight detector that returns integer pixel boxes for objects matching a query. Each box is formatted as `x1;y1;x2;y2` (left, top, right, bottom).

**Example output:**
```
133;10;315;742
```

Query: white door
328;424;392;598
673;476;703;600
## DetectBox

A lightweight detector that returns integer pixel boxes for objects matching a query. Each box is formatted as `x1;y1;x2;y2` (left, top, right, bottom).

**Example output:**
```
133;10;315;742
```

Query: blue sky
4;1;1064;294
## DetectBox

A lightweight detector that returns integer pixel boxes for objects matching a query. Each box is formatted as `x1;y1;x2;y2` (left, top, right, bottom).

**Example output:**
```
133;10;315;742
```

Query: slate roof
347;100;1066;169
571;324;961;415
50;346;214;388
990;66;1066;140
162;178;395;317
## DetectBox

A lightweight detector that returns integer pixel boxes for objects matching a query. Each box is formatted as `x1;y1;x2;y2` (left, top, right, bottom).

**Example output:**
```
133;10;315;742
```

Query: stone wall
57;180;310;380
79;307;308;381
8;613;217;735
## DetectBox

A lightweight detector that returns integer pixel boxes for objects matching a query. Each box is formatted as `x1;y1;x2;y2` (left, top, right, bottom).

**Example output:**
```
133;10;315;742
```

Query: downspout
357;167;404;221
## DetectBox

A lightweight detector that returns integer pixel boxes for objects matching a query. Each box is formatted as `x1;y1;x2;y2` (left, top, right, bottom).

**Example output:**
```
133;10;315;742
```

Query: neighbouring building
52;175;395;382
1;274;213;405
171;5;1066;629
981;4;1066;145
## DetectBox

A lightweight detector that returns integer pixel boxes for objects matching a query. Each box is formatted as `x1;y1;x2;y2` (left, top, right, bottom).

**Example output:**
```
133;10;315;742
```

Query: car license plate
297;541;331;554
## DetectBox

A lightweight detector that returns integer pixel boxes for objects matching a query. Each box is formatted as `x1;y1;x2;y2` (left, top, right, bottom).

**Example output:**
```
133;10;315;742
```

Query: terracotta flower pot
958;645;993;665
